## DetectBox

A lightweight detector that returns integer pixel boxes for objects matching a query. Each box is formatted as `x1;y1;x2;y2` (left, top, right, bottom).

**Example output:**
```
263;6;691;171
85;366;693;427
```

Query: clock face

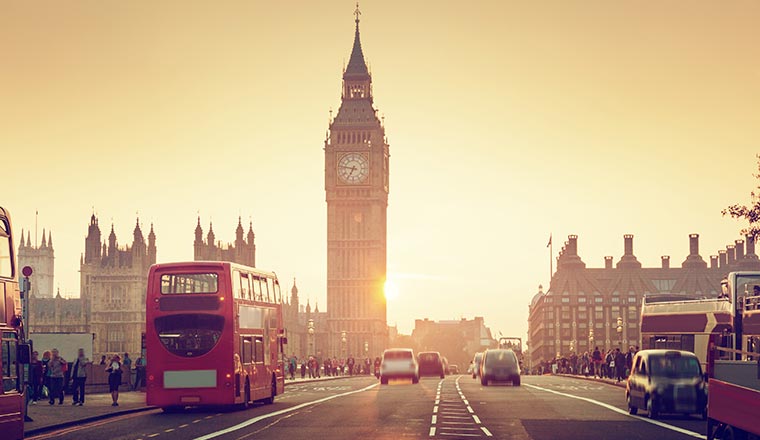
337;153;369;184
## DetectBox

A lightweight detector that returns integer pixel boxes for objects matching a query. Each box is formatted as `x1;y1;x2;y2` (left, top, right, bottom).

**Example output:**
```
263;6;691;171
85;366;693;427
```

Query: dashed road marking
429;376;492;438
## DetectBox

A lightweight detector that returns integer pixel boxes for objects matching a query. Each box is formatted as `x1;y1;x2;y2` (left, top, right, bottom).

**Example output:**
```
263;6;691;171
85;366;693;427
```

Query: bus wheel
162;406;183;413
264;377;276;405
240;381;251;410
722;426;747;440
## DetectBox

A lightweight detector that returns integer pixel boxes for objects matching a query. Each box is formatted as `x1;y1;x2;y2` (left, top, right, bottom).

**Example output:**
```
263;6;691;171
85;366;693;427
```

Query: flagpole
549;233;553;283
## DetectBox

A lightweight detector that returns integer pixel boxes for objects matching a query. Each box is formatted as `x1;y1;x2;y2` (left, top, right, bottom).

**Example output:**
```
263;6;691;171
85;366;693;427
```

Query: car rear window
419;353;440;363
649;354;701;378
384;350;412;360
484;350;517;367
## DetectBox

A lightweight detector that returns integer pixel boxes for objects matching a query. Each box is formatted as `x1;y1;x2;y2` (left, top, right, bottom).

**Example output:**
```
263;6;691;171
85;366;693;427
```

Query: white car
380;348;419;385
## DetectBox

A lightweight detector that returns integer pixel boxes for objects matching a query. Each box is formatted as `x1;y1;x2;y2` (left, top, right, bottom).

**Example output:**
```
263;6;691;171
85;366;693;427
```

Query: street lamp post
340;330;347;360
307;319;315;356
616;316;623;349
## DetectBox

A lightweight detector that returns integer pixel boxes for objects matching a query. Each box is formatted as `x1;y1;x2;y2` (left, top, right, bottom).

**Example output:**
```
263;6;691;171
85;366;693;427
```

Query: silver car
380;348;419;385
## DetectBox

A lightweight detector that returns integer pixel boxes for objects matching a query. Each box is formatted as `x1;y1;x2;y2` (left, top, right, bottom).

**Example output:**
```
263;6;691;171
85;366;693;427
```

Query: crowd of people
533;345;640;382
27;348;146;412
285;354;381;379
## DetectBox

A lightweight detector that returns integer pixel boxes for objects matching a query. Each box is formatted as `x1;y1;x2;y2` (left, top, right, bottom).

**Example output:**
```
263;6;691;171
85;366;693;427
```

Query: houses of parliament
21;215;321;359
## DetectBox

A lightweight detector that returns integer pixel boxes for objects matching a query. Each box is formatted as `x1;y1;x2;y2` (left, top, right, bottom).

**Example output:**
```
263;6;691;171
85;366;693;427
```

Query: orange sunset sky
2;1;759;339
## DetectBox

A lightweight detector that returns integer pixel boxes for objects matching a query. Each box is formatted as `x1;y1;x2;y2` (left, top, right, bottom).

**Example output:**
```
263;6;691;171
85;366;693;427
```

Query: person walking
122;353;132;389
71;348;90;406
47;348;67;405
106;354;123;406
30;351;43;404
133;356;145;391
288;355;297;380
615;348;627;382
592;347;602;378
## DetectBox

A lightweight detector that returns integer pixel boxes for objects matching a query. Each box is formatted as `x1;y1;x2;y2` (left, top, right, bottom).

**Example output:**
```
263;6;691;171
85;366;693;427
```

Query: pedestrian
615;348;626;382
122;353;132;389
99;355;107;365
30;351;43;403
106;354;123;406
71;348;90;406
592;346;602;378
133;355;145;391
300;359;306;379
288;355;297;380
47;348;67;405
41;350;52;397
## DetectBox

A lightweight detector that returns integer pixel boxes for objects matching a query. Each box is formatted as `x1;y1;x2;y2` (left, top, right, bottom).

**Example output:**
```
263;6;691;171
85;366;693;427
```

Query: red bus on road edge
0;207;31;440
146;261;286;411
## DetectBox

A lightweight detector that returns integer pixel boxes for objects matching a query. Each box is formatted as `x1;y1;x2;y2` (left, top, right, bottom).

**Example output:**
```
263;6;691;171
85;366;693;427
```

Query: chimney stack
727;245;736;265
624;234;634;255
689;233;700;256
719;250;728;268
747;235;758;257
710;255;719;268
735;239;745;261
661;256;670;269
604;256;613;269
682;233;707;269
568;235;578;255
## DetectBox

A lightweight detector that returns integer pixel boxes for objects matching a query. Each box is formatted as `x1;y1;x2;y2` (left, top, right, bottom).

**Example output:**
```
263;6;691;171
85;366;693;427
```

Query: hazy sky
2;1;759;339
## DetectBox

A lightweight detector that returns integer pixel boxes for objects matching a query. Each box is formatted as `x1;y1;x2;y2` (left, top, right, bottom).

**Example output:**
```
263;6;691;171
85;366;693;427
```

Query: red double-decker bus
146;261;286;411
0;207;28;439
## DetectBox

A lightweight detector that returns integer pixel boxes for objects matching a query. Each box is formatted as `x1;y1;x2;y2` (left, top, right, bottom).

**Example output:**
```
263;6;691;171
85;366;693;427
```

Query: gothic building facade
81;215;156;356
23;215;156;357
194;218;255;267
324;8;390;357
527;233;760;367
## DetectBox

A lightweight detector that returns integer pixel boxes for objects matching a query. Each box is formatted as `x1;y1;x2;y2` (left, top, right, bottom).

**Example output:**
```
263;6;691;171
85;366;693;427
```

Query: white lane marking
432;415;438;424
429;427;436;437
433;405;439;413
439;433;481;437
466;405;474;413
472;415;481;424
193;382;379;440
481;427;493;436
524;384;706;439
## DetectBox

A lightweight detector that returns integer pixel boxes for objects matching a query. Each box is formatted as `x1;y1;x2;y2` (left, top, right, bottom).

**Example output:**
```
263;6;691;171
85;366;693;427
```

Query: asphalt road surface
28;375;709;440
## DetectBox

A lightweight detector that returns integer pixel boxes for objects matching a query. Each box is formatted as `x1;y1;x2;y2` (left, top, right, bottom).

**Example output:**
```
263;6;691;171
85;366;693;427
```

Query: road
28;375;708;440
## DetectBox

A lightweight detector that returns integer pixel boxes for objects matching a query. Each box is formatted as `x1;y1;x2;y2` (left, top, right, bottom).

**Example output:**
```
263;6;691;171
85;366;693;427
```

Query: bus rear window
155;314;224;357
161;273;218;294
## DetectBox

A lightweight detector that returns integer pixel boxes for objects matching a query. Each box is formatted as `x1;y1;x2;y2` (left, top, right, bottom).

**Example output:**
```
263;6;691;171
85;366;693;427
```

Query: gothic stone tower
18;228;55;298
325;7;389;358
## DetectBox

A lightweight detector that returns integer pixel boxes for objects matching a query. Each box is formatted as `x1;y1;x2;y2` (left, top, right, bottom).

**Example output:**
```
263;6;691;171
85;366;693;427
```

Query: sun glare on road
384;279;399;301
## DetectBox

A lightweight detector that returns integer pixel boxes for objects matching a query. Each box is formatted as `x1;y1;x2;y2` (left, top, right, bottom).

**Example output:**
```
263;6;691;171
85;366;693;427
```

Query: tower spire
345;2;368;78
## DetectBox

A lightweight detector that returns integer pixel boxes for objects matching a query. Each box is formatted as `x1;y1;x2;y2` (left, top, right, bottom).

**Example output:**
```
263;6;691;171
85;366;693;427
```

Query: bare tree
723;154;760;238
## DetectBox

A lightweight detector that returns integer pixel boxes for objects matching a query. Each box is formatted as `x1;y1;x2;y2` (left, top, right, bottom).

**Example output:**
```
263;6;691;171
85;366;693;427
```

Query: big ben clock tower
324;5;389;358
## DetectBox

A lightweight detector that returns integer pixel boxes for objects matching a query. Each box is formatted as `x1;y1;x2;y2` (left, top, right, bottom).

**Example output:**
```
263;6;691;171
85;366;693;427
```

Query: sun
384;280;399;301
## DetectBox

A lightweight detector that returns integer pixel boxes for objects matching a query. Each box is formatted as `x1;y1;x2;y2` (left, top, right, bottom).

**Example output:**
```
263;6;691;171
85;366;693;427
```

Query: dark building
527;233;760;367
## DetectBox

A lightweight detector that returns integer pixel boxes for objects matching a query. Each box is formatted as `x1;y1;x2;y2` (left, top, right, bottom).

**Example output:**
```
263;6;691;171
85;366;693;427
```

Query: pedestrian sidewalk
556;373;627;389
25;390;149;435
285;373;370;384
24;374;361;435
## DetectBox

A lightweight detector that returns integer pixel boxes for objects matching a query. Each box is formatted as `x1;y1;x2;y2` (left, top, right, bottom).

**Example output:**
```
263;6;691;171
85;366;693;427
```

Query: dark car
626;350;707;419
480;349;520;386
417;351;445;378
471;352;483;379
